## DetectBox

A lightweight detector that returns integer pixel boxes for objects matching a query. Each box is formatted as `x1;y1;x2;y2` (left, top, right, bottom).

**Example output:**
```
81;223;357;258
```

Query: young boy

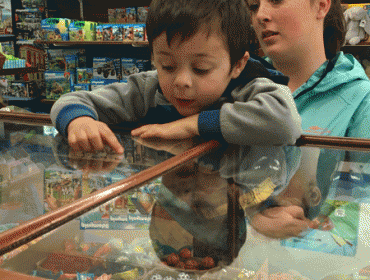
50;0;302;153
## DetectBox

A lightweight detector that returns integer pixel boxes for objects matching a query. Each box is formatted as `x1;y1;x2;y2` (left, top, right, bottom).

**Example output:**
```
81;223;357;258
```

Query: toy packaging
93;57;121;81
90;79;107;90
44;166;83;213
72;83;90;92
15;8;43;42
115;8;127;23
0;77;12;97
69;20;97;41
45;71;72;100
0;0;13;35
95;24;104;41
123;24;134;41
41;18;70;41
108;8;116;23
135;59;151;73
137;6;149;23
133;24;145;42
21;0;45;9
79;189;153;230
76;68;93;84
68;21;85;41
102;24;114;41
121;57;138;82
46;48;85;71
126;7;137;23
111;24;124;41
0;81;33;100
0;42;15;57
19;45;46;81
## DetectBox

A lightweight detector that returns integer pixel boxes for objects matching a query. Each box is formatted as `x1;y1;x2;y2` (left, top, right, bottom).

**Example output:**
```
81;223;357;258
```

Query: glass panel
0;120;192;236
2;142;370;279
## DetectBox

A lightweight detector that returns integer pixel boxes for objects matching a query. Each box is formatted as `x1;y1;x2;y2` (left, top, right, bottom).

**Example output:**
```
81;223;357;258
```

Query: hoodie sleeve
198;77;302;146
50;71;159;137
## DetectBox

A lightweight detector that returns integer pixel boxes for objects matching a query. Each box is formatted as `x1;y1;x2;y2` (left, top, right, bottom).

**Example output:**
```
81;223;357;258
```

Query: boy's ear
230;51;250;79
316;0;331;20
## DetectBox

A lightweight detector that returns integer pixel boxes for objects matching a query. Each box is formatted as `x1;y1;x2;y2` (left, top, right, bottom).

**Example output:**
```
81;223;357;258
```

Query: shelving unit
34;40;149;46
0;35;16;43
0;67;45;76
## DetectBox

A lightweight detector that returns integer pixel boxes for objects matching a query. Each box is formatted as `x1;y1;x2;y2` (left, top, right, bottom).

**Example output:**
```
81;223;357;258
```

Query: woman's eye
248;4;259;12
193;68;210;75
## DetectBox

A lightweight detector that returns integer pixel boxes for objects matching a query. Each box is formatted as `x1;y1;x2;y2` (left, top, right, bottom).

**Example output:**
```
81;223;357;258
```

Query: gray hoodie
51;57;302;146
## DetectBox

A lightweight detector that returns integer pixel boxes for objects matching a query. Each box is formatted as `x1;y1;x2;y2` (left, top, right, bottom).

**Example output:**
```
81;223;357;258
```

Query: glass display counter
0;113;370;279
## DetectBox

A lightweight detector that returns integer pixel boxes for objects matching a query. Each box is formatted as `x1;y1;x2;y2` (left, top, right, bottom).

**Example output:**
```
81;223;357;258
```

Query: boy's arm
132;78;302;145
204;77;302;146
50;71;159;137
131;114;199;139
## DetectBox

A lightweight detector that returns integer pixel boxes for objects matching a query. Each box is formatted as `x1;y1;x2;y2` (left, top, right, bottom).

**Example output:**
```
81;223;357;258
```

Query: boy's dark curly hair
146;0;253;70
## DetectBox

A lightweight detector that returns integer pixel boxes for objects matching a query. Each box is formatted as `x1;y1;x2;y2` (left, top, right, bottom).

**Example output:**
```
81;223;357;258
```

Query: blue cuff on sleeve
198;110;224;142
56;104;97;137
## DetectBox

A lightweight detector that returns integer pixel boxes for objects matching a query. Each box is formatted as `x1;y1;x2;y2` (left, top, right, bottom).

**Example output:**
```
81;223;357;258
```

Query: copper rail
0;138;221;256
2;112;370;149
1;112;370;256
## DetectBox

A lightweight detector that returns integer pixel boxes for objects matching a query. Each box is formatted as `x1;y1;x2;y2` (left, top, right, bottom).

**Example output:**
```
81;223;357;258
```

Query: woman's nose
255;2;272;24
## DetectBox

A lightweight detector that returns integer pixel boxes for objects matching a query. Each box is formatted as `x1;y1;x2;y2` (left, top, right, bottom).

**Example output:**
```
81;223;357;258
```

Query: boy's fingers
101;129;124;154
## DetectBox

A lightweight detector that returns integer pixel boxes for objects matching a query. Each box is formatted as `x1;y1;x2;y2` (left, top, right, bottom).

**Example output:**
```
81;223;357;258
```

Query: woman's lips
176;98;196;107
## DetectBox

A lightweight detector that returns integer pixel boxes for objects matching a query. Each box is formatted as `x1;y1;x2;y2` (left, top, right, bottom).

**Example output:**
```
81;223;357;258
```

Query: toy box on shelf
18;44;46;81
15;8;44;43
121;57;138;83
93;57;121;82
0;0;13;35
44;71;72;100
0;80;43;101
41;18;70;41
69;20;97;41
108;7;137;23
79;181;158;231
137;6;149;23
44;165;83;213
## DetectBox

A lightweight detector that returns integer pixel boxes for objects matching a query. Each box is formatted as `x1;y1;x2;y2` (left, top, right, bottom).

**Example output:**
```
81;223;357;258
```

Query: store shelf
0;67;45;76
0;35;16;43
40;99;55;104
34;40;149;47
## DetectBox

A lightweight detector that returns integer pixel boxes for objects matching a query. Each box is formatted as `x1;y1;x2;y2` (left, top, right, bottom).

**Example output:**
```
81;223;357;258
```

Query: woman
238;0;370;277
247;0;370;138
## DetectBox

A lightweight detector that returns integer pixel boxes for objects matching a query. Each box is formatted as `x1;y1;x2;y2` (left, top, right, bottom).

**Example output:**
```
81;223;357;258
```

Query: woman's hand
250;205;316;239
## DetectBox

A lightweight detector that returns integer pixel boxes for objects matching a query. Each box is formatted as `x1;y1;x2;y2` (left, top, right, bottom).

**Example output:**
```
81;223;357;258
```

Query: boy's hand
131;114;199;139
250;205;316;239
68;116;124;154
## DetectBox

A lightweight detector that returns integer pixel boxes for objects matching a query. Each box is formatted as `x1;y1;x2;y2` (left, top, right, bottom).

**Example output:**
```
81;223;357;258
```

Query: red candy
185;259;199;270
201;256;215;268
167;253;180;266
175;261;186;269
179;248;192;259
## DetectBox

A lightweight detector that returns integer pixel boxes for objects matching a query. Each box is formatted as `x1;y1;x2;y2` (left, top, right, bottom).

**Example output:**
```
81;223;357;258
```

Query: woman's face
247;0;321;58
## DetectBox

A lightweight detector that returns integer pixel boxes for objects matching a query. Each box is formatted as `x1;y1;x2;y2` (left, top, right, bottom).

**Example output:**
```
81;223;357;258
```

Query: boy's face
152;27;248;116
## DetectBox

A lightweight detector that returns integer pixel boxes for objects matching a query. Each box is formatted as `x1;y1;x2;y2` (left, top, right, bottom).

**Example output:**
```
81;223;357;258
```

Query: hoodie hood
294;52;369;99
292;52;370;137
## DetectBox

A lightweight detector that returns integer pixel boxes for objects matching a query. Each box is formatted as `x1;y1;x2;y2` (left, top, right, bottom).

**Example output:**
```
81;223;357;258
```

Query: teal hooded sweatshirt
293;51;370;138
